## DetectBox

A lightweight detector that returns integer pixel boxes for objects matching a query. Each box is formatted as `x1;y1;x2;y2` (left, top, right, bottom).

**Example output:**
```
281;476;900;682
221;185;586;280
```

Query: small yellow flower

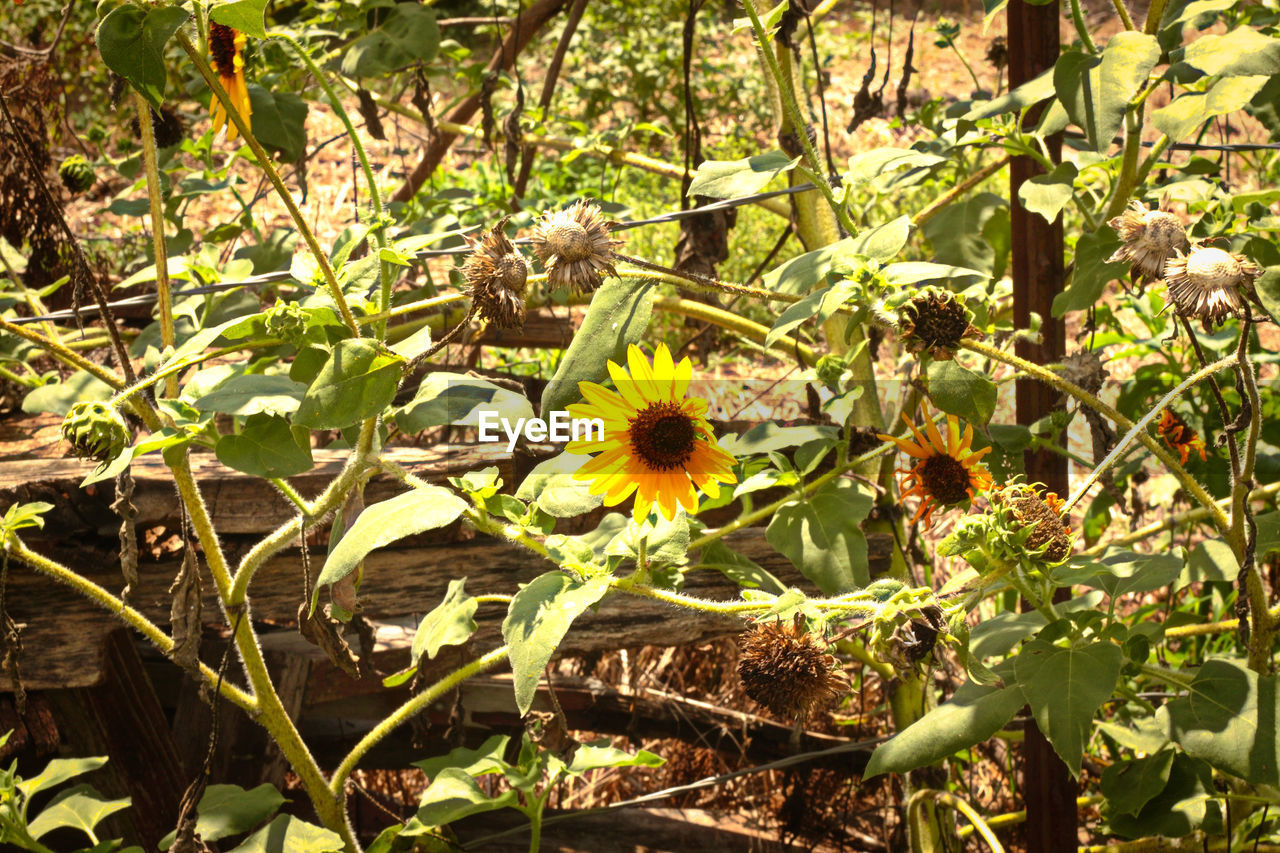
208;22;251;141
879;406;992;529
566;343;736;521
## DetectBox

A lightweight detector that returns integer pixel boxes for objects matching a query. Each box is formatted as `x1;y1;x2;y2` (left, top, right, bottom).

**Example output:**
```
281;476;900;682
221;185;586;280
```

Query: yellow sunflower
567;343;736;521
208;22;252;141
879;406;992;529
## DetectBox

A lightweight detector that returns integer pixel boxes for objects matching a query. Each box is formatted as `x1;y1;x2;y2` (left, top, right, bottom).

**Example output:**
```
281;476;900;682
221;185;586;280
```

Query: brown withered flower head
898;288;981;360
531;199;622;294
462;217;527;329
1000;483;1074;565
986;36;1009;71
1107;200;1188;283
1163;245;1262;328
738;614;844;719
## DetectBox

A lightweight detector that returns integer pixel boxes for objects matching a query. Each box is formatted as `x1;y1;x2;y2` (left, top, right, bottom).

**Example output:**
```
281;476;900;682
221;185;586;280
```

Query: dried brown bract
1164;245;1261;327
738;614;843;719
531;199;622;294
1107;200;1188;282
463;217;528;328
898;288;981;360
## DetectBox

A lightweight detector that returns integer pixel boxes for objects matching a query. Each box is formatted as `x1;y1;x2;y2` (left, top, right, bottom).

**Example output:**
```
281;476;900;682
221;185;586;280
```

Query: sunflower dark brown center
907;295;970;349
209;23;238;70
920;453;971;505
1012;494;1071;562
629;402;696;470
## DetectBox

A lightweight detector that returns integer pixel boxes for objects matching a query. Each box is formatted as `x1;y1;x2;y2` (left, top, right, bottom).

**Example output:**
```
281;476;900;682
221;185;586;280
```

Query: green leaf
763;236;860;296
718;423;838;457
216;413;313;478
1017;162;1078;223
293;339;403;430
764;279;856;349
515;452;604;518
1053;227;1129;316
765;479;873;594
1151;75;1271;141
209;0;268;38
17;756;108;800
693;540;787;594
224;814;344;853
312;487;468;610
927;360;997;427
1053;550;1184;598
397;373;535;434
864;676;1024;777
246;87;309;164
412;735;511;781
843;148;944;187
412;768;518;827
1167;659;1280;785
565;744;665;775
686;151;799;199
340;3;440;78
1109;753;1219;838
1014;639;1122;776
921;194;1007;274
158;784;285;848
964;67;1055;119
882;261;990;288
1257;269;1280;327
194;374;308;417
539;277;656;418
1180;27;1280;78
412;579;478;662
95;4;190;109
1100;750;1175;817
1053;34;1160;152
502;572;610;715
1256;510;1280;558
22;370;114;415
848;215;912;262
28;784;130;840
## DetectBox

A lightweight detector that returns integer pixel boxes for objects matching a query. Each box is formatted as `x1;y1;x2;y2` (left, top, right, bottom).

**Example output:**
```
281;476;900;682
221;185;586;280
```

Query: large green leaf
764;279;857;348
17;756;107;800
340;3;440;78
921;193;1007;274
1017;162;1078;223
765;479;873;594
194;374;307;417
246;87;308;164
1167;659;1280;785
28;784;130;840
412;735;511;781
1053;34;1160;152
502;572;610;715
1052;550;1184;598
225;814;343;853
215;413;313;478
964;67;1055;120
398;373;535;434
412;768;518;827
311;487;468;610
881;261;990;288
1053;227;1129;316
848;216;912;263
565;743;665;775
209;0;269;38
1151;75;1271;142
686;151;798;199
927;360;997;427
864;676;1024;777
763;236;859;296
412;579;479;662
693;540;787;594
1179;27;1280;78
1015;639;1122;776
1100;750;1175;817
159;784;285;848
293;339;403;430
842;148;943;187
515;451;604;517
539;278;656;418
95;4;190;109
1108;754;1220;838
21;370;113;415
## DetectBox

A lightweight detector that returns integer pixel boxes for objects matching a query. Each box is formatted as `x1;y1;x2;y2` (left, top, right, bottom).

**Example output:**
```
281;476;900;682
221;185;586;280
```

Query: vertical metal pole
1008;2;1075;850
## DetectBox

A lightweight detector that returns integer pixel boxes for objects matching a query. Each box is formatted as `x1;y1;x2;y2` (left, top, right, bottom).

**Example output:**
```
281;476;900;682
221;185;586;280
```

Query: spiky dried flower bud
1000;483;1073;565
531;200;622;294
1163;245;1261;327
986;36;1008;70
738;614;843;719
61;401;129;465
462;217;527;329
1107;200;1188;282
898;288;981;360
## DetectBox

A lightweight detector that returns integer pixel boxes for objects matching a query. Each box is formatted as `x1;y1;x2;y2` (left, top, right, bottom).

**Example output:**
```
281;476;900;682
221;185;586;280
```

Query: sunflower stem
133;92;176;399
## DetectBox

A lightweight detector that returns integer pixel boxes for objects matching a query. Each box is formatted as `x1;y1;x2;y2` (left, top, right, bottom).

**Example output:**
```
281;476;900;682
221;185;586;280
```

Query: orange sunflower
208;22;252;141
879;406;993;529
567;343;737;521
1156;409;1207;465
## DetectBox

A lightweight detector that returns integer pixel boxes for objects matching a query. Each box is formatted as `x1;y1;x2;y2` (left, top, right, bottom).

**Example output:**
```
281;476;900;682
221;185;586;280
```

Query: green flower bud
61;402;129;464
263;301;309;347
58;155;96;194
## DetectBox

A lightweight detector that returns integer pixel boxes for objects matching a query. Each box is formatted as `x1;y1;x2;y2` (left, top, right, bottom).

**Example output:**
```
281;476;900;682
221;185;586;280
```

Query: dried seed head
1164;245;1261;327
898;288;980;360
1001;483;1073;564
61;401;129;465
986;37;1008;70
463;218;528;329
531;199;622;294
131;106;186;148
1107;201;1188;282
738;615;843;719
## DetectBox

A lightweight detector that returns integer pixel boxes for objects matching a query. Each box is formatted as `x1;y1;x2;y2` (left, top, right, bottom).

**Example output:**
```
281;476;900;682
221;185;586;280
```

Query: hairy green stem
652;295;818;366
1069;0;1100;52
176;31;361;338
134;92;177;399
908;790;1005;853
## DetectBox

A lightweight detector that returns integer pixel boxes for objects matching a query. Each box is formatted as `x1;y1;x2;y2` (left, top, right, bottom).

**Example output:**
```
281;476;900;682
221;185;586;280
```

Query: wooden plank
0;528;799;689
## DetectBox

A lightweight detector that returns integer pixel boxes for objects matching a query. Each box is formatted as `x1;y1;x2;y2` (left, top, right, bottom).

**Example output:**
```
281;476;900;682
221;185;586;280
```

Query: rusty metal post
1008;1;1075;850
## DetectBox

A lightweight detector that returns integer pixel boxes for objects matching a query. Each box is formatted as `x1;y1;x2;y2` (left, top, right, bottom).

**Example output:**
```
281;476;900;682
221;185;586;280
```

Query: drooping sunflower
1156;409;1207;465
879;406;993;529
566;343;736;521
208;22;252;142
